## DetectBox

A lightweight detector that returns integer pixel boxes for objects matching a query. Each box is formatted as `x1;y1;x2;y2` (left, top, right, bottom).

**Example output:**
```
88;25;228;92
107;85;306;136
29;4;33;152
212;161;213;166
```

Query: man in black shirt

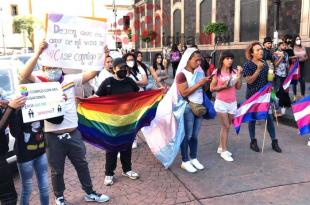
95;58;140;187
263;37;274;62
0;96;26;205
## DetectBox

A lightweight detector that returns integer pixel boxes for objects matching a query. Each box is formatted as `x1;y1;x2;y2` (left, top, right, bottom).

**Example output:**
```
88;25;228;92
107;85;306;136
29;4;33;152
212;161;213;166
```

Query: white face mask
127;61;134;68
295;40;301;45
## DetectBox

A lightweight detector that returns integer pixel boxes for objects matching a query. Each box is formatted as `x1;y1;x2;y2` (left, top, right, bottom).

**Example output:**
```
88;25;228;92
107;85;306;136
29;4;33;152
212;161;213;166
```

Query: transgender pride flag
291;95;310;136
283;60;299;90
233;83;273;134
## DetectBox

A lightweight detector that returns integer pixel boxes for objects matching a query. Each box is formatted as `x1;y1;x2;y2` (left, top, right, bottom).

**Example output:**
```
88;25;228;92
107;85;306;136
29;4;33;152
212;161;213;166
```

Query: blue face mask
45;68;63;81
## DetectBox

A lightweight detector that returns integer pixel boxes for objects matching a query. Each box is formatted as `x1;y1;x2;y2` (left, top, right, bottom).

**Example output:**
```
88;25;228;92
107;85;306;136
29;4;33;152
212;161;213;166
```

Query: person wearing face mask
19;41;110;205
292;35;308;101
94;58;140;186
124;53;148;92
91;55;113;92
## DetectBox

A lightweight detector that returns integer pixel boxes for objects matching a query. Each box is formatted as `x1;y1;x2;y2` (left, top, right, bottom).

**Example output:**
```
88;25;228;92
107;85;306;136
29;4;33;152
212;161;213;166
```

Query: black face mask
116;69;127;79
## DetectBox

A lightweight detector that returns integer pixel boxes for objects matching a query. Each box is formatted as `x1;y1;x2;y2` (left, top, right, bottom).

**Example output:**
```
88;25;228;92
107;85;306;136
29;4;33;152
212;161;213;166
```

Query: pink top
213;70;237;103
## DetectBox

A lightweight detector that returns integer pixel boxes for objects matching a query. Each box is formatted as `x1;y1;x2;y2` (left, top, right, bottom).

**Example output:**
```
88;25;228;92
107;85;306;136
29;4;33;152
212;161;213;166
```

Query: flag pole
273;104;279;126
261;119;268;154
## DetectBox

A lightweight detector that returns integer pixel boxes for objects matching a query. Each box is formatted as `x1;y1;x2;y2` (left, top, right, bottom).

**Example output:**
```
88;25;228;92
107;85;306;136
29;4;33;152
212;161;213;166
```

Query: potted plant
203;22;227;64
141;29;157;63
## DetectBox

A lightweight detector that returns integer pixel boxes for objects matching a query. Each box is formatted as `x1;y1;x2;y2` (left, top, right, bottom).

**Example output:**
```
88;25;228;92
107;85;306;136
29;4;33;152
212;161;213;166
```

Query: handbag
183;97;207;117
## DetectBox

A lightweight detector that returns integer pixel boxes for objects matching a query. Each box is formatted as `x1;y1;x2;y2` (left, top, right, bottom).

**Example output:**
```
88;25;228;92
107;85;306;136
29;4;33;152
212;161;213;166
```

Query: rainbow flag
77;90;164;152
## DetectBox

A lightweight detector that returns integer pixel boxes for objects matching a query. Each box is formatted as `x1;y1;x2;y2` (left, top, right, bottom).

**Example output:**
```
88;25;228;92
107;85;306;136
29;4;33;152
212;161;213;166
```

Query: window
12;23;20;34
11;5;18;16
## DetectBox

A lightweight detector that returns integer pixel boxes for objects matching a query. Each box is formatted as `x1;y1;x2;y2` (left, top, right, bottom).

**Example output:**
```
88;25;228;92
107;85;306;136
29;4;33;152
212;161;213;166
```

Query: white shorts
214;99;237;115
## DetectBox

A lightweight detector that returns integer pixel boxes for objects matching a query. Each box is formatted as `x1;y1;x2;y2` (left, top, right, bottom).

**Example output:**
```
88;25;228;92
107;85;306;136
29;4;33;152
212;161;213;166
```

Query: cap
112;58;126;68
263;37;273;44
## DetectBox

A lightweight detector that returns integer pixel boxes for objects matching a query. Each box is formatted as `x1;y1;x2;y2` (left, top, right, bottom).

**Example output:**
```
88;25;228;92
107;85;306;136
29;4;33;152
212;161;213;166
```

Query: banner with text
20;82;65;123
41;14;107;71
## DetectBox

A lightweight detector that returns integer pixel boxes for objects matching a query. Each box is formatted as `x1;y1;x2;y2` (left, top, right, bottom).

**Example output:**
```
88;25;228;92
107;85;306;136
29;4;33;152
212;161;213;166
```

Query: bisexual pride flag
292;95;310;136
77;90;164;152
283;60;299;90
233;83;272;134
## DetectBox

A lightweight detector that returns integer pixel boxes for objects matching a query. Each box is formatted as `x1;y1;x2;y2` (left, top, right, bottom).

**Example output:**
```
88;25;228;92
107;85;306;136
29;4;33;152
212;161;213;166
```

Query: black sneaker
272;139;282;153
250;139;260;152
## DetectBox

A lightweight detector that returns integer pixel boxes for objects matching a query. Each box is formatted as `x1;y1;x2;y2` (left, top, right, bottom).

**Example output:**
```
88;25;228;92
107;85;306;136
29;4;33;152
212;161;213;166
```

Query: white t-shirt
129;66;146;91
90;68;113;92
35;74;83;132
182;68;204;104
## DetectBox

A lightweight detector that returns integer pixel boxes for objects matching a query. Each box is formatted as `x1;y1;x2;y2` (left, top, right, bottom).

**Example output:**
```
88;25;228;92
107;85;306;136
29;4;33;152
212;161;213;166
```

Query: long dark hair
135;51;149;77
171;44;179;52
152;53;164;71
217;51;235;76
293;35;302;47
123;53;139;76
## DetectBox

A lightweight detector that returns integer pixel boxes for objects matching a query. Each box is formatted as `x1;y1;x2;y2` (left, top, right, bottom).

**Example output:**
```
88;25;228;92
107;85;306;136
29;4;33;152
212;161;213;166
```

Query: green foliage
203;22;227;36
13;16;39;48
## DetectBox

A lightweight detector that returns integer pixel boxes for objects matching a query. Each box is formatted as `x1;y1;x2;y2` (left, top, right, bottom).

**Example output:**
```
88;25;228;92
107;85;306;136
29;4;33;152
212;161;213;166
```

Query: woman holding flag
243;42;282;153
210;51;243;162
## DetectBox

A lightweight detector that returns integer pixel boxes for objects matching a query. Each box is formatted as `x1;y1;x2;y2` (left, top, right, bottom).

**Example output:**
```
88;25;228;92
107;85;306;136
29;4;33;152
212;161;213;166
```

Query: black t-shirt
243;60;269;99
0;107;14;158
263;48;274;62
9;110;45;163
96;77;139;96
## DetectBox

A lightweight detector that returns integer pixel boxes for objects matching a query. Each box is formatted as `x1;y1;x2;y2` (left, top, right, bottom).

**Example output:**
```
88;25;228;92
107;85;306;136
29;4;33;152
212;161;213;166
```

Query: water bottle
267;60;274;82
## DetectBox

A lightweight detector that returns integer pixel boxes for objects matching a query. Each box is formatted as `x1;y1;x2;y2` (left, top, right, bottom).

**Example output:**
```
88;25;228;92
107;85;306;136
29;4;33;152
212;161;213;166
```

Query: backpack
171;51;180;62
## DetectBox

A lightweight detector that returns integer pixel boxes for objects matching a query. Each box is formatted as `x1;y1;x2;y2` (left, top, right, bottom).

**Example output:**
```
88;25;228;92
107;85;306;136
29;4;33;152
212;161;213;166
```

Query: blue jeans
248;114;276;140
17;154;49;205
181;105;203;162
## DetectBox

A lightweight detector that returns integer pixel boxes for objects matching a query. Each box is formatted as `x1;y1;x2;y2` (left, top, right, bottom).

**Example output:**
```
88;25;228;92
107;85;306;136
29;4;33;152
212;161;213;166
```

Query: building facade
133;0;310;80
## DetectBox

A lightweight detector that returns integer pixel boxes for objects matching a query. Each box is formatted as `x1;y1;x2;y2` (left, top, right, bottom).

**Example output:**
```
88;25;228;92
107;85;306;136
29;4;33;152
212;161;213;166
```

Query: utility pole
273;0;280;47
0;7;6;55
113;0;117;49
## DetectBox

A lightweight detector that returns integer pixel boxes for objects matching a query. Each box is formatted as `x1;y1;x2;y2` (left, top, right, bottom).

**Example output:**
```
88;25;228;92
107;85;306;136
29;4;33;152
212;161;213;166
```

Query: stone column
234;0;240;43
259;0;268;41
300;0;310;38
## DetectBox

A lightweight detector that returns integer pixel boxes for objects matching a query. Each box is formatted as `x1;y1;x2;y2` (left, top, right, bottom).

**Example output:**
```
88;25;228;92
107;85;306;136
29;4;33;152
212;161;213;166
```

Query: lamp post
0;7;6;55
273;0;280;47
112;0;117;49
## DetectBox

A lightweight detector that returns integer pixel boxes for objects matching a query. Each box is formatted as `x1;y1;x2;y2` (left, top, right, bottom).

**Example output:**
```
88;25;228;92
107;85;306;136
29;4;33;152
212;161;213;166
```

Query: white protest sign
19;82;65;123
41;14;107;71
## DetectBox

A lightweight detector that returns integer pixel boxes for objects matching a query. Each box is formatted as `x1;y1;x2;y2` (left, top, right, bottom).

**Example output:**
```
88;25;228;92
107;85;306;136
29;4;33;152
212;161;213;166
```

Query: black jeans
45;130;93;197
171;61;180;78
292;62;306;96
105;146;132;176
0;157;17;205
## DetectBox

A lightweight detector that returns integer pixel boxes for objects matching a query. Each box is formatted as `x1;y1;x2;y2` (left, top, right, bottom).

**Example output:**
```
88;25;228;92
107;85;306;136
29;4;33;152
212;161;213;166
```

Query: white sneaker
281;107;286;115
104;176;113;186
217;147;232;156
190;159;204;170
132;140;138;149
307;138;310;147
84;192;110;203
220;151;234;162
122;170;139;180
181;161;197;173
55;196;68;205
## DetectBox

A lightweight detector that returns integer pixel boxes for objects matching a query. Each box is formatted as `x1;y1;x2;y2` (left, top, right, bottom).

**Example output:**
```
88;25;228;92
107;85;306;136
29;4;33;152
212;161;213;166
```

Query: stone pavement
12;118;310;205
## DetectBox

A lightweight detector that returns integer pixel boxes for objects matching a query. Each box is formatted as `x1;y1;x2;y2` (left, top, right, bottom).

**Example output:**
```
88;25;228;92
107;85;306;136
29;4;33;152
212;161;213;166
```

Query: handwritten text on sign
41;14;107;71
20;82;65;123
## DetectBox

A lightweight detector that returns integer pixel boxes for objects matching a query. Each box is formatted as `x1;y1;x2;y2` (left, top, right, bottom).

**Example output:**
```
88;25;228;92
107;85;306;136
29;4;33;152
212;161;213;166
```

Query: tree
13;16;39;49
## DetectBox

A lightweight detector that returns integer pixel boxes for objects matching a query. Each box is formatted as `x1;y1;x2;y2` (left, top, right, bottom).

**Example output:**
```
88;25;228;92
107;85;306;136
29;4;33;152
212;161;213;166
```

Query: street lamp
273;0;281;47
0;7;6;55
112;0;117;49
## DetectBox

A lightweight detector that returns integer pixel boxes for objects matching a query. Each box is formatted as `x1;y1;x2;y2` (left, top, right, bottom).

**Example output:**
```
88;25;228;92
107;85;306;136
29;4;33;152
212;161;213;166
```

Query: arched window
173;9;181;44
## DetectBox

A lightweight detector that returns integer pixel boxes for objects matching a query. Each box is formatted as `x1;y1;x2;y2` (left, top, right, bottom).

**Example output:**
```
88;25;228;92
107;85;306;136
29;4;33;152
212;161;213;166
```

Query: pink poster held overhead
41;14;107;71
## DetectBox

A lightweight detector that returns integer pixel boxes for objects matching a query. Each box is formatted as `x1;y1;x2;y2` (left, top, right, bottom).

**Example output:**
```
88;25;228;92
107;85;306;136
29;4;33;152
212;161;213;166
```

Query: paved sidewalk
13;118;310;205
